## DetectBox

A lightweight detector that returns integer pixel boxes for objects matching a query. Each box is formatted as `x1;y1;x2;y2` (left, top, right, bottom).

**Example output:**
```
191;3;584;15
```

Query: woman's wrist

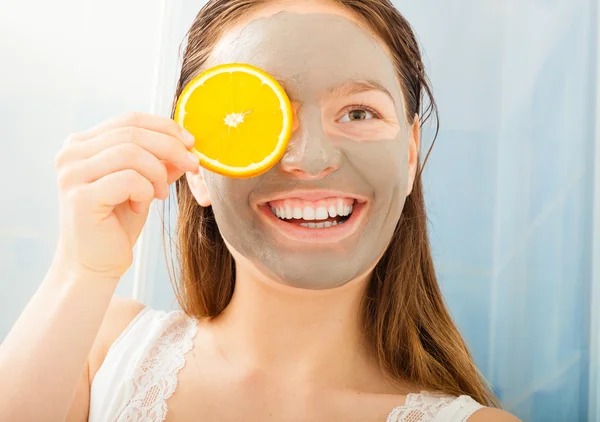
47;253;123;289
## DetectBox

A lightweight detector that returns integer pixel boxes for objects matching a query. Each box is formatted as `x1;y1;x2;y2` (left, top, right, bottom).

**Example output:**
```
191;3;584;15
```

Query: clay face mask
200;12;410;290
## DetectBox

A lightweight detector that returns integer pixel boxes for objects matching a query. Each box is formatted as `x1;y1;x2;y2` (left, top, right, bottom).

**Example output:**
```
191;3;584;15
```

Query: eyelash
342;103;383;120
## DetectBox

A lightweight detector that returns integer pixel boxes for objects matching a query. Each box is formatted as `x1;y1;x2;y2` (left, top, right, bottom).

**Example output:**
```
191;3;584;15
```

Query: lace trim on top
115;310;199;422
386;391;474;422
107;309;478;422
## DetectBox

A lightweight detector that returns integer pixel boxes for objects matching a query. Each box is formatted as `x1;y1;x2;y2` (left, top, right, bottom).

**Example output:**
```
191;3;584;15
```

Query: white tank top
89;307;485;422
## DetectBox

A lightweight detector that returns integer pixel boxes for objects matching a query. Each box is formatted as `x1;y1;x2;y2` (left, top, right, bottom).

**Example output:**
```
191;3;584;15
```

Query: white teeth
315;207;329;220
303;207;315;220
328;205;337;218
271;200;354;221
300;220;339;228
322;201;352;217
337;199;345;216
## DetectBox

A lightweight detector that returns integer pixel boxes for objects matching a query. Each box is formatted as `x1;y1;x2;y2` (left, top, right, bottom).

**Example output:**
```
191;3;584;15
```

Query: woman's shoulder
467;407;521;422
96;297;147;348
89;296;147;378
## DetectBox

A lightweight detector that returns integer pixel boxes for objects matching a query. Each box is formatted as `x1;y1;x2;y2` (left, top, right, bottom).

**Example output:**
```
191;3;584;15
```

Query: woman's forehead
208;12;400;98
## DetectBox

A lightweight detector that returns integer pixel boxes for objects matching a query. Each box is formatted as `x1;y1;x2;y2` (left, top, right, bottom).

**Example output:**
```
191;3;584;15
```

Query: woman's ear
406;113;421;197
186;167;212;207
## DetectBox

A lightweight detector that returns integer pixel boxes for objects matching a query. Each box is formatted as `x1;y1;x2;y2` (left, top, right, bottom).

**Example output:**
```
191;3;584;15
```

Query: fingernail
187;151;199;165
181;127;195;146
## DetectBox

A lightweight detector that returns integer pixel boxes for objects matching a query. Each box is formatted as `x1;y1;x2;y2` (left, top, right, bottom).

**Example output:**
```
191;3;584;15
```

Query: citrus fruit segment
174;63;293;178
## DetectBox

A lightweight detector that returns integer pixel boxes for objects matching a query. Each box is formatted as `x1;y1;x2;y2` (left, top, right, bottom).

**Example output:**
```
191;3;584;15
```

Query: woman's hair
166;0;499;407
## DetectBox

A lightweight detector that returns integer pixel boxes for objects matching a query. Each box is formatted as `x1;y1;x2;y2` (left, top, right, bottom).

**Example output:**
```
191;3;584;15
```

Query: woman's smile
255;190;370;243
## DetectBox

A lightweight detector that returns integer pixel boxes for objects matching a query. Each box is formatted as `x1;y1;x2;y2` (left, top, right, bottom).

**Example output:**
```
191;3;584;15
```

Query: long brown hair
167;0;499;407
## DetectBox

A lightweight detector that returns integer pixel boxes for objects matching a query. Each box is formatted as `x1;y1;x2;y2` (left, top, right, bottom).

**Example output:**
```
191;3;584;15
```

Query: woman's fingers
55;111;201;216
56;126;200;177
82;169;155;210
58;144;171;200
129;199;151;215
64;112;195;148
164;161;198;185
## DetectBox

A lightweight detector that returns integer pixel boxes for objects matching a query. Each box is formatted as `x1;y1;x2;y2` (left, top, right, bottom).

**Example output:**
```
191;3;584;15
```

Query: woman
0;0;521;421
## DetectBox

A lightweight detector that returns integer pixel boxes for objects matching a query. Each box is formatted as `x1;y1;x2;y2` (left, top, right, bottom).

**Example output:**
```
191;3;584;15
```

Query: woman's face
187;0;418;290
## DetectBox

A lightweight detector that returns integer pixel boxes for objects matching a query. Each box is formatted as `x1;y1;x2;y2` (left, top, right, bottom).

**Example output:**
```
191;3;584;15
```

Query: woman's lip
256;190;369;204
257;201;368;243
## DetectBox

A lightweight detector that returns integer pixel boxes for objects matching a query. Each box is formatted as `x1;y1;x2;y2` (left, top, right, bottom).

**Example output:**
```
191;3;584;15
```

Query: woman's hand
53;112;199;280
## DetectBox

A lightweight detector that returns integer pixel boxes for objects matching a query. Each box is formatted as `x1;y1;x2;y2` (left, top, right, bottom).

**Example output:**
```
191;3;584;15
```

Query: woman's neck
209;262;391;390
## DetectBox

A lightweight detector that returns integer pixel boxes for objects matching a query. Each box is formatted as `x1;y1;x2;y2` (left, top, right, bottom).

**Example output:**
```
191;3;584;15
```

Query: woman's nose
279;105;342;180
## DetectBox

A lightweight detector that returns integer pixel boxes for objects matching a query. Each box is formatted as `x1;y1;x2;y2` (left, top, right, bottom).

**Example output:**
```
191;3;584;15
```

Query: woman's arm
0;265;146;422
0;112;198;421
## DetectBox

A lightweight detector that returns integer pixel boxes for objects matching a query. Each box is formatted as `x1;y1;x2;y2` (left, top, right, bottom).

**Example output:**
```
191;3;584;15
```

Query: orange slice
174;63;293;178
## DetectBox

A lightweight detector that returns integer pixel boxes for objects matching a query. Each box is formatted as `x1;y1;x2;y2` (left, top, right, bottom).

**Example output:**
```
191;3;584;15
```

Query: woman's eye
339;108;375;123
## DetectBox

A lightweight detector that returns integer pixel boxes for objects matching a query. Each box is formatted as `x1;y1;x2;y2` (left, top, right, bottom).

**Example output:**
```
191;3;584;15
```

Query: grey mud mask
201;12;411;290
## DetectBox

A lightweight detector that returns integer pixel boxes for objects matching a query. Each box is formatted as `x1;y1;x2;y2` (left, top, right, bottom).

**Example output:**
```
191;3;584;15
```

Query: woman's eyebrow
328;80;394;101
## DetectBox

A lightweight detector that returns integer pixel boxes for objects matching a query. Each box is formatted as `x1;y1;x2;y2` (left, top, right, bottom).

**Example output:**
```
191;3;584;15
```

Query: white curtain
1;1;598;421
